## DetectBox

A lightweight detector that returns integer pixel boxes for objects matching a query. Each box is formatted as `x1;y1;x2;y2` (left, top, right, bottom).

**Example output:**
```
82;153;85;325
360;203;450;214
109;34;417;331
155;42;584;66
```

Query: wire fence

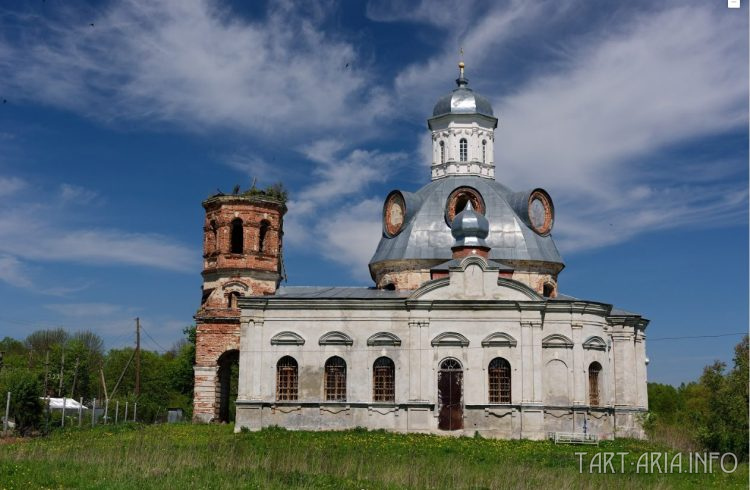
1;391;185;437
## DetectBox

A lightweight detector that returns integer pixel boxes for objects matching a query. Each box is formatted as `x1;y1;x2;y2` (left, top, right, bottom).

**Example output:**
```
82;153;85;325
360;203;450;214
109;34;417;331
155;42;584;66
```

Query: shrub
0;369;43;435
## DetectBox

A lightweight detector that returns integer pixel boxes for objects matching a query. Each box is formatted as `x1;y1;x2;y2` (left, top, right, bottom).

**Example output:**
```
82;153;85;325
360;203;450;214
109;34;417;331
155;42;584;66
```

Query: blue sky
0;0;747;385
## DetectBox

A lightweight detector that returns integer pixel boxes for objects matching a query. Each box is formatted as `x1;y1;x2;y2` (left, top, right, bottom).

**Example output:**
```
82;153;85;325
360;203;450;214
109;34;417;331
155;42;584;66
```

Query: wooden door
438;361;463;431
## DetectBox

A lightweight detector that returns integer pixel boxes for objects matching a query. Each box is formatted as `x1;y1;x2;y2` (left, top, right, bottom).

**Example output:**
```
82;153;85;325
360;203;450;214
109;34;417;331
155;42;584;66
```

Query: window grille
373;357;395;402
276;356;298;401
440;358;462;370
325;356;347;401
459;139;468;162
488;358;511;403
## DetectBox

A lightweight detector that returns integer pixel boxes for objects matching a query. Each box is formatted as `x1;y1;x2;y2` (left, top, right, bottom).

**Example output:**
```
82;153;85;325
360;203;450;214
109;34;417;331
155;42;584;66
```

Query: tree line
646;335;748;460
0;326;195;434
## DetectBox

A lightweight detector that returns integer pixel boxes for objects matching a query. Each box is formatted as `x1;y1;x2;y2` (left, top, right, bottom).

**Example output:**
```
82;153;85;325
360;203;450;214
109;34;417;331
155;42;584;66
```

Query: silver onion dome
451;201;490;248
432;62;495;118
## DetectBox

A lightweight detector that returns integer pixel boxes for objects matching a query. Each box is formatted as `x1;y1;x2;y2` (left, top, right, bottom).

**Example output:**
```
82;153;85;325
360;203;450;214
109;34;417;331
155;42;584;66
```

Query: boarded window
230;218;244;254
459;138;467;162
325;356;347;401
373;357;395;402
276;356;298;401
589;362;602;406
488;357;511;403
258;220;270;253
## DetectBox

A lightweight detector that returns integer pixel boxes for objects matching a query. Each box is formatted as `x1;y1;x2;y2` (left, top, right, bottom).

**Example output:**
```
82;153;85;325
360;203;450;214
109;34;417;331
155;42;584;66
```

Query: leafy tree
0;369;43;435
25;328;68;354
169;326;196;398
695;336;749;459
646;336;749;460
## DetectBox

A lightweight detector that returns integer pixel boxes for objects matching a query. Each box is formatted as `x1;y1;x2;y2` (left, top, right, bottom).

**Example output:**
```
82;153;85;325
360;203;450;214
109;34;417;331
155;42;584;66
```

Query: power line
140;324;169;353
648;332;746;341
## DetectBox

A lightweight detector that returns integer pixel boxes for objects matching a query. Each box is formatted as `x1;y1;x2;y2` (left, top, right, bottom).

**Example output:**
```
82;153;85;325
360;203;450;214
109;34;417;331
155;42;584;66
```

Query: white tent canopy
41;397;88;410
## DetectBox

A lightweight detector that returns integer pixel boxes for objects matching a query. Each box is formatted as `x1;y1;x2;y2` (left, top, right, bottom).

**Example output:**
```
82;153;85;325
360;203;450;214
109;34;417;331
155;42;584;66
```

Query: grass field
0;424;747;489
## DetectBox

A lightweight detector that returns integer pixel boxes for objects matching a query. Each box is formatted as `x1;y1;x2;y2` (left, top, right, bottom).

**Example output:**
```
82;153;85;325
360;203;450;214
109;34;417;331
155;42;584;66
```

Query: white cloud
44;302;127;318
317;198;383;281
60;183;99;204
0;217;197;272
494;5;748;251
0;176;196;277
283;147;406;259
0;254;33;289
0;0;390;138
0;176;26;197
383;2;747;255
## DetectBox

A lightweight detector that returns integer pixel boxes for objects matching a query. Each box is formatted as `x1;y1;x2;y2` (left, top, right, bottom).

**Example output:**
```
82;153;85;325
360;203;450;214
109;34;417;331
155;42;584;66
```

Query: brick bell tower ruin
193;188;286;423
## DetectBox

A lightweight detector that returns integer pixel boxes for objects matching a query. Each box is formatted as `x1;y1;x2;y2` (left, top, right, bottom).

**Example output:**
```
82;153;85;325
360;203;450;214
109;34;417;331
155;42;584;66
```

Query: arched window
482;140;487;164
325;356;347;401
276;356;298;401
227;291;240;309
589;362;602;406
440;358;462;371
542;283;554;298
373;357;395;402
488;358;511;403
440;141;445;164
459;138;467;162
258;220;270;253
230;218;244;254
210;220;218;252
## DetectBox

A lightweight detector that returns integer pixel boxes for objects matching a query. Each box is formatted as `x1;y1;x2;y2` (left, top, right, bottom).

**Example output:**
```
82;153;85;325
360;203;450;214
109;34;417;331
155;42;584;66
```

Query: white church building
194;63;649;439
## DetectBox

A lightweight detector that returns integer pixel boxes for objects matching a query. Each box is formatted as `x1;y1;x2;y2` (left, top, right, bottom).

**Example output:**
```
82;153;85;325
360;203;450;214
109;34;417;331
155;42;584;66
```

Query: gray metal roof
552;293;642;317
431;258;513;271
432;78;495;118
275;286;411;299
271;287;643;319
369;176;564;269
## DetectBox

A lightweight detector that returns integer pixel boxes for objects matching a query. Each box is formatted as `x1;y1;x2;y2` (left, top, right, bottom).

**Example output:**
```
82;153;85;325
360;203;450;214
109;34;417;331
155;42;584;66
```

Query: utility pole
135;318;141;397
43;351;49;397
58;351;65;397
69;356;80;399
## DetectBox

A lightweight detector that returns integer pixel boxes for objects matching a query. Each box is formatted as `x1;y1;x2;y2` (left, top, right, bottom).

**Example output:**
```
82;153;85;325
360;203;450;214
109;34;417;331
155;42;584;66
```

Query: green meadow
0;424;746;489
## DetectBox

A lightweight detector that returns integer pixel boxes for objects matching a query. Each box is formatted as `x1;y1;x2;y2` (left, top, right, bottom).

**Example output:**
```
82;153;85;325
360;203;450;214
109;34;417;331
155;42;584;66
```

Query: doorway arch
217;349;239;423
438;358;463;431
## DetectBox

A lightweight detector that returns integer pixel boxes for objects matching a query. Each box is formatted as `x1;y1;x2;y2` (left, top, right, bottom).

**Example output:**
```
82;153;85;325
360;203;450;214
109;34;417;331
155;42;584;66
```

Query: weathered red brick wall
195;319;240;367
203;197;285;274
193;194;286;422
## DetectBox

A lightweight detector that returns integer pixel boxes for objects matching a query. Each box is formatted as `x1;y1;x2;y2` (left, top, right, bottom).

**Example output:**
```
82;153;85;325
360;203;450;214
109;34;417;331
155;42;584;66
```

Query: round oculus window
383;192;406;237
445;187;485;225
528;190;554;235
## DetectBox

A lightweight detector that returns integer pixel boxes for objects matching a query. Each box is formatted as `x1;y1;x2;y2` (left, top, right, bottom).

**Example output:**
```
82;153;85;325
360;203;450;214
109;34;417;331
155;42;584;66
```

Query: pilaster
571;323;585;405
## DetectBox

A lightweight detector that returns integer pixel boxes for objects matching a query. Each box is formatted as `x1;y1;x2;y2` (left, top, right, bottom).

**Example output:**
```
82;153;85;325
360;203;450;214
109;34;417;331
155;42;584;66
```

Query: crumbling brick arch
217;349;240;422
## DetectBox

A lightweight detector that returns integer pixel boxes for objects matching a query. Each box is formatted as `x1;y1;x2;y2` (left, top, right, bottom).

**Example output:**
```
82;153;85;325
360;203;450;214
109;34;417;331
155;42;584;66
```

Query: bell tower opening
230;218;244;254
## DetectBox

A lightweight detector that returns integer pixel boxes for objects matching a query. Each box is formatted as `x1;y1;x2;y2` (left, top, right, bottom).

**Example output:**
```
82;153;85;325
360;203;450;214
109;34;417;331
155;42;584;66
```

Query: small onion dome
451;201;489;248
432;62;495;119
